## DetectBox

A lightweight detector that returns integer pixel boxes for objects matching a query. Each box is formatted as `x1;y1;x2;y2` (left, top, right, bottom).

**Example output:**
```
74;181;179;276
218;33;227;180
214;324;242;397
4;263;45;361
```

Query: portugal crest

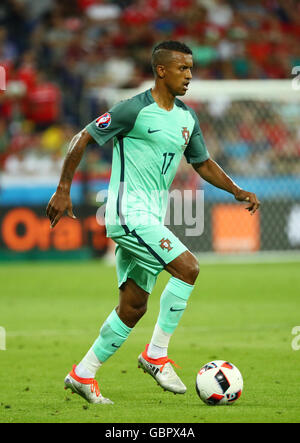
159;238;173;252
181;127;190;146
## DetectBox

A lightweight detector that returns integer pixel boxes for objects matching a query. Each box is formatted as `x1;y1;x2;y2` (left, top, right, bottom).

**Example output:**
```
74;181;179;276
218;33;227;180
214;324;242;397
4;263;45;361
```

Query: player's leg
116;278;150;328
138;251;198;394
86;277;148;368
127;226;197;393
65;243;151;404
74;278;148;376
147;250;199;360
131;225;199;361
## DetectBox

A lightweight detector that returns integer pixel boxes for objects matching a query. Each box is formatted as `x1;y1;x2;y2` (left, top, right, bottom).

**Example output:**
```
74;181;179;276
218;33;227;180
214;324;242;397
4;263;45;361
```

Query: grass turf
0;260;299;423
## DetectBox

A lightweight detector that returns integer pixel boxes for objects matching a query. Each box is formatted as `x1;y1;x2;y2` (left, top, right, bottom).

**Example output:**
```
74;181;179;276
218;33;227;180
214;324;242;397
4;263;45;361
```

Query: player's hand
234;189;260;215
46;189;76;228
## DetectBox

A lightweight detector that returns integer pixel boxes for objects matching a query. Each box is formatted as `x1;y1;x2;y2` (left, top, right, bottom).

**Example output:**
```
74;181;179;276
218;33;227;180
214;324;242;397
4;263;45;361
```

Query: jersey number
161;152;175;175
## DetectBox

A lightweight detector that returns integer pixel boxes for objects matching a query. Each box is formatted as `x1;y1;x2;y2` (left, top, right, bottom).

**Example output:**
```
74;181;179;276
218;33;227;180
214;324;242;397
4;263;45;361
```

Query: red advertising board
0;207;108;255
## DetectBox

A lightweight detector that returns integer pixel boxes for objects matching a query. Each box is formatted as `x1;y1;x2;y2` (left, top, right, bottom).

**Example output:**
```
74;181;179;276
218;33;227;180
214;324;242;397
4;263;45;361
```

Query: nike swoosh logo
148;128;161;134
112;343;120;348
170;307;185;312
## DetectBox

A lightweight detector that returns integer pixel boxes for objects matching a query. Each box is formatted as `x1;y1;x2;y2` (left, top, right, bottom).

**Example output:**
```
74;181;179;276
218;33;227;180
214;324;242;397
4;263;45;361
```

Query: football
196;360;243;405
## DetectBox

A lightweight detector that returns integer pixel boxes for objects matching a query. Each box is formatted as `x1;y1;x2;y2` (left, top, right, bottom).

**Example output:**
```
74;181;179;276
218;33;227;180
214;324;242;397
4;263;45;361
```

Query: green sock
157;276;194;334
92;308;132;363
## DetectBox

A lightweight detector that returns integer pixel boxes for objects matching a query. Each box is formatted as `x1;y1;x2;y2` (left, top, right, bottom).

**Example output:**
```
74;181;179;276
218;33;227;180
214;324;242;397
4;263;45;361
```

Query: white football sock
75;347;102;379
147;323;171;359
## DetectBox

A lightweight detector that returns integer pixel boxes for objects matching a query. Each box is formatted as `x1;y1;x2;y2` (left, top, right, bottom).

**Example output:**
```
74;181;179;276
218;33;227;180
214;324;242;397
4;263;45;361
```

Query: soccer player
46;41;260;404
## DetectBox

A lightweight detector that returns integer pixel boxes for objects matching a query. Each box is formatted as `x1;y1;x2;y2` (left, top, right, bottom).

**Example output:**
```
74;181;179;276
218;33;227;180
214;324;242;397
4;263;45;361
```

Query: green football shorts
112;225;188;294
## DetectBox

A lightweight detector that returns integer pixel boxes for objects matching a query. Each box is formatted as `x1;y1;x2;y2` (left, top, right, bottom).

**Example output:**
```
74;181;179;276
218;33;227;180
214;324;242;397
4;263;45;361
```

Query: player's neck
151;86;175;112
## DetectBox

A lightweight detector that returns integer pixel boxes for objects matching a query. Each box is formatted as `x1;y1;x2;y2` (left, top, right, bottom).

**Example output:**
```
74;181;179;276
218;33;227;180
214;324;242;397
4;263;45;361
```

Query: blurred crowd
0;0;300;185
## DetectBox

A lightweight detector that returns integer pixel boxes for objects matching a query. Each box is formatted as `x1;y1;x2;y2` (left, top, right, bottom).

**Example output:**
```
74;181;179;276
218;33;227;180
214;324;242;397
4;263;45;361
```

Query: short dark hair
151;40;193;76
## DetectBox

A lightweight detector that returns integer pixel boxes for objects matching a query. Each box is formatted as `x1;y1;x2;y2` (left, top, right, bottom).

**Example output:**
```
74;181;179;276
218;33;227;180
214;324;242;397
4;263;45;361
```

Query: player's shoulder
105;89;153;128
110;89;153;115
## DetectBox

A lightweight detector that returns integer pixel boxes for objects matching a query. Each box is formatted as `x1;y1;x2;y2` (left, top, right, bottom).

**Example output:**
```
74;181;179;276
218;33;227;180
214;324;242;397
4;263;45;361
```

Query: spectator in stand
233;0;267;29
1;0;30;55
201;0;233;30
84;0;122;27
24;70;61;131
40;124;65;153
44;11;74;65
17;50;38;92
122;0;158;27
102;47;135;88
57;55;84;126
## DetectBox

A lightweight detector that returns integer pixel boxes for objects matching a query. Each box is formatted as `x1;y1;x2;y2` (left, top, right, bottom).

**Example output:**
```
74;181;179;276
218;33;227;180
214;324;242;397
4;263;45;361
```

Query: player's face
163;52;193;96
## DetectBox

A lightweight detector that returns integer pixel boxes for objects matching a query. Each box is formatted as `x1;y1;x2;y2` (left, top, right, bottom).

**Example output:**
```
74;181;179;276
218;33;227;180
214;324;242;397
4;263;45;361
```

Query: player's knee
184;255;199;285
167;250;199;285
136;303;147;319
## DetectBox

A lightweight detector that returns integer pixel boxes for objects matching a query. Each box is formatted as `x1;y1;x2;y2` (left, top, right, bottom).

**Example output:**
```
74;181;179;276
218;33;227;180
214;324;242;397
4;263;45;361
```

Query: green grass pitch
0;259;299;423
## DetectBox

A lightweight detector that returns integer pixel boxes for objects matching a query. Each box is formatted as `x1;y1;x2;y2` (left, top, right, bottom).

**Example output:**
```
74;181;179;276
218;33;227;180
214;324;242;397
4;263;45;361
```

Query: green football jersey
86;89;209;237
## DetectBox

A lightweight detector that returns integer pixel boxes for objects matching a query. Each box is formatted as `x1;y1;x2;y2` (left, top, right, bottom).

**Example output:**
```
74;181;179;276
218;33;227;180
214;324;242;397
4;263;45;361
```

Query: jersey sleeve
184;108;210;164
85;99;136;146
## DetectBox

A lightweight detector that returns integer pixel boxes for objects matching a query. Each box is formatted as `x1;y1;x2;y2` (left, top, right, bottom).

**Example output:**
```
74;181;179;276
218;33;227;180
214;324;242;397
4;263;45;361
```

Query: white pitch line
196;250;300;265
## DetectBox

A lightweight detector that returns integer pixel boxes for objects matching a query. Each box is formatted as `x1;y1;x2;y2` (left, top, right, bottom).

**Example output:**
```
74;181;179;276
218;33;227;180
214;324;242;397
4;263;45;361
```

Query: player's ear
156;64;166;79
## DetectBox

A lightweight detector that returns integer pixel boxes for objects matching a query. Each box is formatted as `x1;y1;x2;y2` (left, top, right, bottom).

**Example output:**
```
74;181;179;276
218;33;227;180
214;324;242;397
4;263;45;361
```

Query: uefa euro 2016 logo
95;112;111;129
0;66;6;91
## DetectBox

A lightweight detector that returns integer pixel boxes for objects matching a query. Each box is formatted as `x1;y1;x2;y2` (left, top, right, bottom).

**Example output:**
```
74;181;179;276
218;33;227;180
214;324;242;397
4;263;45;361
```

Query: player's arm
46;129;93;228
192;158;260;215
